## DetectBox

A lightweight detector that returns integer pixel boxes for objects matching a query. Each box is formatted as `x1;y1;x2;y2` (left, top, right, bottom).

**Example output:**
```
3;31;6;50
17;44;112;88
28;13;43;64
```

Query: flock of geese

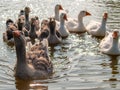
2;4;120;80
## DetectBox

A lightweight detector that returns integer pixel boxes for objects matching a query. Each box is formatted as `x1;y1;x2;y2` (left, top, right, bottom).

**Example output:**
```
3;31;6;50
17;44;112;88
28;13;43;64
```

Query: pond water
0;0;120;90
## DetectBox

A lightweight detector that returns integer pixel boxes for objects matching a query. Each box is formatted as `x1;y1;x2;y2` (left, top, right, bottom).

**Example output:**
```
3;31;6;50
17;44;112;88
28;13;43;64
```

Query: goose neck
78;16;84;26
15;38;27;67
50;26;56;35
101;18;107;29
31;24;36;32
110;38;119;49
55;10;59;21
25;13;29;23
60;19;65;26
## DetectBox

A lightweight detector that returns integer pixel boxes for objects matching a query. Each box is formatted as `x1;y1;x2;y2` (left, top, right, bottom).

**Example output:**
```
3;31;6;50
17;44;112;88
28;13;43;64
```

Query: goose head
24;7;30;15
60;13;68;22
6;19;14;28
17;16;25;31
78;11;91;18
103;12;108;21
55;4;63;12
19;10;25;17
112;30;119;39
55;4;63;21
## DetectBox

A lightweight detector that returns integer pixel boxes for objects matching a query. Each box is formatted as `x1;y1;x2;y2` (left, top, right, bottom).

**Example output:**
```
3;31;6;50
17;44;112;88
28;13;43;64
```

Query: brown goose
13;30;53;80
39;18;62;45
3;19;17;46
17;16;25;31
48;18;62;45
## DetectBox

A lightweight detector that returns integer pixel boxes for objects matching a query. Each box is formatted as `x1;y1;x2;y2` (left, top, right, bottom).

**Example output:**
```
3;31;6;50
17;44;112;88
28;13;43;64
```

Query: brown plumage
3;19;17;46
13;30;53;80
39;18;62;45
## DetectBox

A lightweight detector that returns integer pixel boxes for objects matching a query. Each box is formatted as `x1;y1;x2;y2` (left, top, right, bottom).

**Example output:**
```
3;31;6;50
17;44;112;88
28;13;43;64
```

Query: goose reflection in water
108;56;119;88
15;78;48;90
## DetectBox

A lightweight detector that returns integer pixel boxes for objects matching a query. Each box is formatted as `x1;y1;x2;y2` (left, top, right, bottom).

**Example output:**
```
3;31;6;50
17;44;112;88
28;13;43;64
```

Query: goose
3;19;17;46
39;18;62;45
28;17;38;44
13;30;53;80
66;10;91;33
99;30;120;55
48;18;62;45
54;4;63;21
17;16;25;31
86;12;108;37
58;13;69;38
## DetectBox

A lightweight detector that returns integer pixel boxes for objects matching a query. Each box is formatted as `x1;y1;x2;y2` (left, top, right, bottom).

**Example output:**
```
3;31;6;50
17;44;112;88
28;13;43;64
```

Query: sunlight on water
0;0;120;90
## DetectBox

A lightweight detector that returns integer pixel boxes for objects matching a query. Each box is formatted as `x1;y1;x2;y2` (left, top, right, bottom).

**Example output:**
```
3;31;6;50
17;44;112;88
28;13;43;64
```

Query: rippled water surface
0;0;120;90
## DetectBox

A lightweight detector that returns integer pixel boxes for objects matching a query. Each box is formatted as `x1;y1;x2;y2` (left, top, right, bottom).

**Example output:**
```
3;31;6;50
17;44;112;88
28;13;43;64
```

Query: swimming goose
99;30;120;55
48;18;62;45
54;4;63;21
39;18;62;45
86;12;108;37
58;13;69;38
66;10;91;33
3;19;17;46
13;30;53;80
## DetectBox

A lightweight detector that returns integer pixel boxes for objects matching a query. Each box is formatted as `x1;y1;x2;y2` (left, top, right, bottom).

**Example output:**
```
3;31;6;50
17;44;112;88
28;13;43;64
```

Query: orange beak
112;31;118;39
86;11;91;16
59;5;63;10
64;14;68;21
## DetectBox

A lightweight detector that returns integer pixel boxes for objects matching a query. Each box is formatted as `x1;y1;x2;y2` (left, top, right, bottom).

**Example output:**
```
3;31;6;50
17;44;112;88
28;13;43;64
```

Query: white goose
86;12;108;37
99;30;120;55
58;13;69;38
54;4;63;21
66;10;91;33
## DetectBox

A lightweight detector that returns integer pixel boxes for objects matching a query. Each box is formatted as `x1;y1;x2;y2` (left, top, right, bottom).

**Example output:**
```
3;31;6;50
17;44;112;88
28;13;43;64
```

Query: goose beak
64;14;68;21
86;11;91;16
59;5;63;10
